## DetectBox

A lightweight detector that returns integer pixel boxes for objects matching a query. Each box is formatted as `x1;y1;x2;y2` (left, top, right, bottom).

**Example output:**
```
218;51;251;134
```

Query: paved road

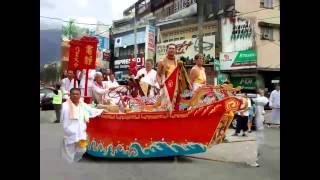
40;110;279;180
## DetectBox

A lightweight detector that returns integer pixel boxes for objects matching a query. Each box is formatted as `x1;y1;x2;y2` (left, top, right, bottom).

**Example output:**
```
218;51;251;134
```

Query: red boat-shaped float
86;84;242;158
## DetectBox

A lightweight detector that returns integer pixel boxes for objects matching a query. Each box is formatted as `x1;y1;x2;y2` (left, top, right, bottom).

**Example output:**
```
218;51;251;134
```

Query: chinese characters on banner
80;36;99;69
68;40;84;70
68;36;99;70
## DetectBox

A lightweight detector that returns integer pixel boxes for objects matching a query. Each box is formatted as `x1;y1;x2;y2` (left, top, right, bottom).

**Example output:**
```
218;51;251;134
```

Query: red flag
164;66;180;104
80;36;99;70
68;40;84;70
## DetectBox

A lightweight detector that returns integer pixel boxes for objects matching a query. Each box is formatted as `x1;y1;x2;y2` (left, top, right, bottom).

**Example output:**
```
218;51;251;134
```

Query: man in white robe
246;89;269;167
267;84;280;127
106;74;120;105
92;72;109;104
79;69;96;97
61;88;104;163
61;70;78;99
136;59;158;97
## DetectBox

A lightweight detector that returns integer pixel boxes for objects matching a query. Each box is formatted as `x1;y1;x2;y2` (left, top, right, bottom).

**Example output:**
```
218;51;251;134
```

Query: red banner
68;40;83;70
164;66;180;104
80;36;99;69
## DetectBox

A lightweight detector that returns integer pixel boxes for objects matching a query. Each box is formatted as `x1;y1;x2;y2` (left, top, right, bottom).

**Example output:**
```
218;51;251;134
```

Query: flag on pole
163;66;180;111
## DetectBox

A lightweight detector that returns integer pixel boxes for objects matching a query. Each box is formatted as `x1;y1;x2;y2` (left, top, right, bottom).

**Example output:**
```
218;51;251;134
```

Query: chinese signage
96;35;106;50
145;25;156;60
68;40;83;70
80;36;98;69
220;50;257;70
231;76;256;90
156;35;215;62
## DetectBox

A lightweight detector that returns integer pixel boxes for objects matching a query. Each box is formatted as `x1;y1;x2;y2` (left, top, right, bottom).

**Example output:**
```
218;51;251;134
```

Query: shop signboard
231;76;256;90
217;73;229;84
156;35;215;62
220;50;257;70
114;55;145;70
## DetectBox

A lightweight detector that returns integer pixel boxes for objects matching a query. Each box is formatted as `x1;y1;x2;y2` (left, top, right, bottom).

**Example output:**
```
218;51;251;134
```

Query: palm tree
62;19;79;40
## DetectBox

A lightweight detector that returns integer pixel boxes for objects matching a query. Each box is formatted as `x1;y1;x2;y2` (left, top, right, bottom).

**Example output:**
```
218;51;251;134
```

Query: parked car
40;88;55;110
40;88;51;105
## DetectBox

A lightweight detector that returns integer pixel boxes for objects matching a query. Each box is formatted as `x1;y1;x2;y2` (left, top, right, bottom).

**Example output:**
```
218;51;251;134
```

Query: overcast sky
40;0;137;29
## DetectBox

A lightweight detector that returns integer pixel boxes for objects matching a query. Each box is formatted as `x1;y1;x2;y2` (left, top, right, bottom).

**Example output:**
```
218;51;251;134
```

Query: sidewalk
186;129;258;165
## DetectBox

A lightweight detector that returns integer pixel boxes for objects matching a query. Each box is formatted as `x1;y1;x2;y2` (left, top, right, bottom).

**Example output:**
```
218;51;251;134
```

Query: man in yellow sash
189;53;206;91
61;88;105;163
156;44;177;87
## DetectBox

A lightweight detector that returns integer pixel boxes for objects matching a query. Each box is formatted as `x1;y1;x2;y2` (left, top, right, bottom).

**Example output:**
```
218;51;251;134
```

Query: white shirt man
105;74;120;105
92;72;109;104
61;89;104;163
136;59;158;97
268;85;280;125
269;89;280;109
79;69;96;97
61;71;77;99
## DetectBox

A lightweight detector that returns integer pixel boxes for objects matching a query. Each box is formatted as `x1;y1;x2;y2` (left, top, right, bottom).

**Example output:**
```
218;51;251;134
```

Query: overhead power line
40;16;111;27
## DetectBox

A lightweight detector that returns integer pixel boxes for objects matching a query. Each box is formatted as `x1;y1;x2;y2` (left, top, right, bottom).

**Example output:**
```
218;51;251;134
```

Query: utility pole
197;0;204;54
214;0;223;86
134;3;138;65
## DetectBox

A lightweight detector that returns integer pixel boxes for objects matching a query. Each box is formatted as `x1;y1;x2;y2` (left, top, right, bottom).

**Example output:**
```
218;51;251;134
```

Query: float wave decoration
87;140;207;158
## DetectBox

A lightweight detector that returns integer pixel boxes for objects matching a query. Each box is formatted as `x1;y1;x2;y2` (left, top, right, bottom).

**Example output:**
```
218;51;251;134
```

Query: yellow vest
52;90;62;105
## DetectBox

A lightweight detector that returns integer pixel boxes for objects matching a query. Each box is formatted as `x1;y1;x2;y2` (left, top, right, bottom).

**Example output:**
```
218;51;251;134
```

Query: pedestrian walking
246;89;269;167
232;92;251;137
267;84;280;127
61;88;105;163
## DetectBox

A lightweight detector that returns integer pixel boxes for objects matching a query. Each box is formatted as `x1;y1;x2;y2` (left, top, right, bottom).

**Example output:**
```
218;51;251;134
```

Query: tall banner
80;36;99;69
68;40;84;70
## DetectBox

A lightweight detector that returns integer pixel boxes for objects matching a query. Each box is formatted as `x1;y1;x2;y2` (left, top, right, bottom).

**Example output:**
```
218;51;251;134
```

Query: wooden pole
73;70;77;88
84;69;89;96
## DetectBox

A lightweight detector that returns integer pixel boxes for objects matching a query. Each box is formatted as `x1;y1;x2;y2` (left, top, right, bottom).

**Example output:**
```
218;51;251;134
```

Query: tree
40;63;61;83
62;19;80;40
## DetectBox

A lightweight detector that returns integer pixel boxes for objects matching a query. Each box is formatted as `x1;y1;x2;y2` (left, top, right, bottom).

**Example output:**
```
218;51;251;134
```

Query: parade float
68;36;242;158
85;64;242;158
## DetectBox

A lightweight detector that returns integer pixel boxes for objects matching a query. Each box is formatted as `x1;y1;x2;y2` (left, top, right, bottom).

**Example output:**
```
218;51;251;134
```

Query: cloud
110;0;137;21
40;0;55;9
75;0;89;8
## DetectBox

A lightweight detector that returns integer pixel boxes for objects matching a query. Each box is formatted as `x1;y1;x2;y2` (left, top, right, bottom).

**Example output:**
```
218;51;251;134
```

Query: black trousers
235;115;248;134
